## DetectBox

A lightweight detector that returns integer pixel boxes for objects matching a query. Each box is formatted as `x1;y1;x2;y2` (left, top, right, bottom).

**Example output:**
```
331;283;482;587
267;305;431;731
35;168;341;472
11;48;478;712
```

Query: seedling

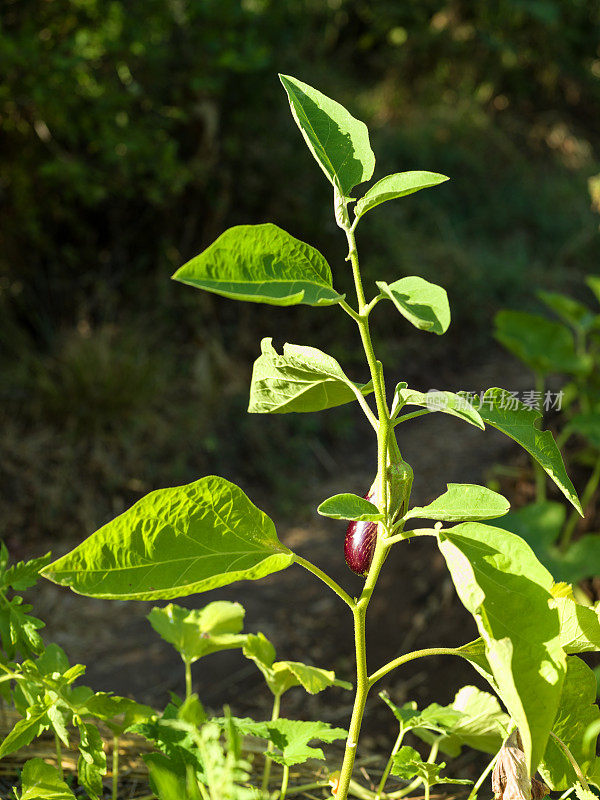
35;74;600;800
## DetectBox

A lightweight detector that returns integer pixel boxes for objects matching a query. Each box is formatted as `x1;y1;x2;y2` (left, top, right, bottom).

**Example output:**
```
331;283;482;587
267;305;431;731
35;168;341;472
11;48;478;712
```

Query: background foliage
2;0;600;542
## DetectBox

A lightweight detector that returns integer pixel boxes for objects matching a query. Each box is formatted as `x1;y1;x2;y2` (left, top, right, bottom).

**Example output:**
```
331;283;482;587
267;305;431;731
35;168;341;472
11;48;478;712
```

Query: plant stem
561;454;600;550
279;764;290;800
375;728;405;799
55;733;63;779
335;223;394;800
261;692;282;793
286;781;330;796
534;372;547;502
184;658;193;700
549;731;590;790
293;555;355;609
112;734;120;800
368;647;466;687
466;748;500;800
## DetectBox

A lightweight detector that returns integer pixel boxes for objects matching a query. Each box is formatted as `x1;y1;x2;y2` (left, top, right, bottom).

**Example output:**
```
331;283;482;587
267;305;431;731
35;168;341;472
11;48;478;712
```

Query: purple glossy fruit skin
344;519;377;577
344;488;378;577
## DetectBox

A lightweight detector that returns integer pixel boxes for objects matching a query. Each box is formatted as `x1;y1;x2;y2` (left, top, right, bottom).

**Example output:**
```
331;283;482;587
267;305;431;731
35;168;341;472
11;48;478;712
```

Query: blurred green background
2;0;600;546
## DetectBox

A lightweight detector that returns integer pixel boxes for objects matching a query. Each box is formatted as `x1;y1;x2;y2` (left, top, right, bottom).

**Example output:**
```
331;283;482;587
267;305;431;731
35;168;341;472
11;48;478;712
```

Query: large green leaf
412;686;510;757
279;74;374;197
494;310;589;374
0;703;50;758
172;224;343;307
248;338;372;414
42;477;294;600
492;501;600;582
475;389;582;514
377;277;450;335
393;384;484;429
147;602;247;664
15;759;76;800
437;522;566;773
539;657;600;790
355;171;449;218
405;484;509;522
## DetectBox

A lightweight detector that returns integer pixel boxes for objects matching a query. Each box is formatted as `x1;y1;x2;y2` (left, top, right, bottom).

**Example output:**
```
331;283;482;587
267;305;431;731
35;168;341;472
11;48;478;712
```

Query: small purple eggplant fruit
344;485;378;577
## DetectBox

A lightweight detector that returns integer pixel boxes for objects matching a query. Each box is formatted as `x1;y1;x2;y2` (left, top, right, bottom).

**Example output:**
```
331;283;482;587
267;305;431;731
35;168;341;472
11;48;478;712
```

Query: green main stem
112;734;120;800
334;220;467;800
335;223;392;800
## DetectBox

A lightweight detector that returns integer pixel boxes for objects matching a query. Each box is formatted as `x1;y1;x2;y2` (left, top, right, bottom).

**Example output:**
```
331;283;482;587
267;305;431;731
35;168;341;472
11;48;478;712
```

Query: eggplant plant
39;74;600;800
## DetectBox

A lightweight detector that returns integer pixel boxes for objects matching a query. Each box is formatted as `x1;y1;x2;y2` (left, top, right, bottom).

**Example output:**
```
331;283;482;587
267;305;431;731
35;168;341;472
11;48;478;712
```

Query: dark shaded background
2;0;600;748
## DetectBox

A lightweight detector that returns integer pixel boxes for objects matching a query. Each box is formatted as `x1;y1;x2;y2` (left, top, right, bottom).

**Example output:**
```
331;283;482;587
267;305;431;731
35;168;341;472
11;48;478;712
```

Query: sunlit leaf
377;276;450;335
355;171;449;218
242;633;351;696
15;759;76;800
42;477;295;600
393;384;484;429
437;522;566;773
148;602;247;664
405;484;509;522
317;493;382;522
475;389;582;514
248;338;372;414
173;224;343;307
279;74;374;196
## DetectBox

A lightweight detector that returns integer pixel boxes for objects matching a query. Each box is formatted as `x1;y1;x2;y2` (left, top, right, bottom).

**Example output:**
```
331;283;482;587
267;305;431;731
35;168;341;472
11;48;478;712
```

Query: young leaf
494;310;589;374
0;552;51;592
242;633;351;696
279;74;374;197
148;602;246;664
437;521;566;773
172;224;343;307
42;476;295;600
376;277;450;335
391;746;471;786
492;501;600;582
475;389;582;515
77;722;106;800
411;685;510;757
393;384;484;429
539;657;600;790
355;171;449;218
81;692;155;735
379;692;462;735
405;484;509;522
248;338;372;414
242;717;347;766
317;493;382;522
0;703;50;758
14;759;76;800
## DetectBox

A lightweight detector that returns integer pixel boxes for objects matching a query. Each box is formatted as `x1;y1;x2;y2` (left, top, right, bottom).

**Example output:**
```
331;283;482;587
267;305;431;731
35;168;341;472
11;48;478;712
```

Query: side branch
368;646;467;687
293;555;355;609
